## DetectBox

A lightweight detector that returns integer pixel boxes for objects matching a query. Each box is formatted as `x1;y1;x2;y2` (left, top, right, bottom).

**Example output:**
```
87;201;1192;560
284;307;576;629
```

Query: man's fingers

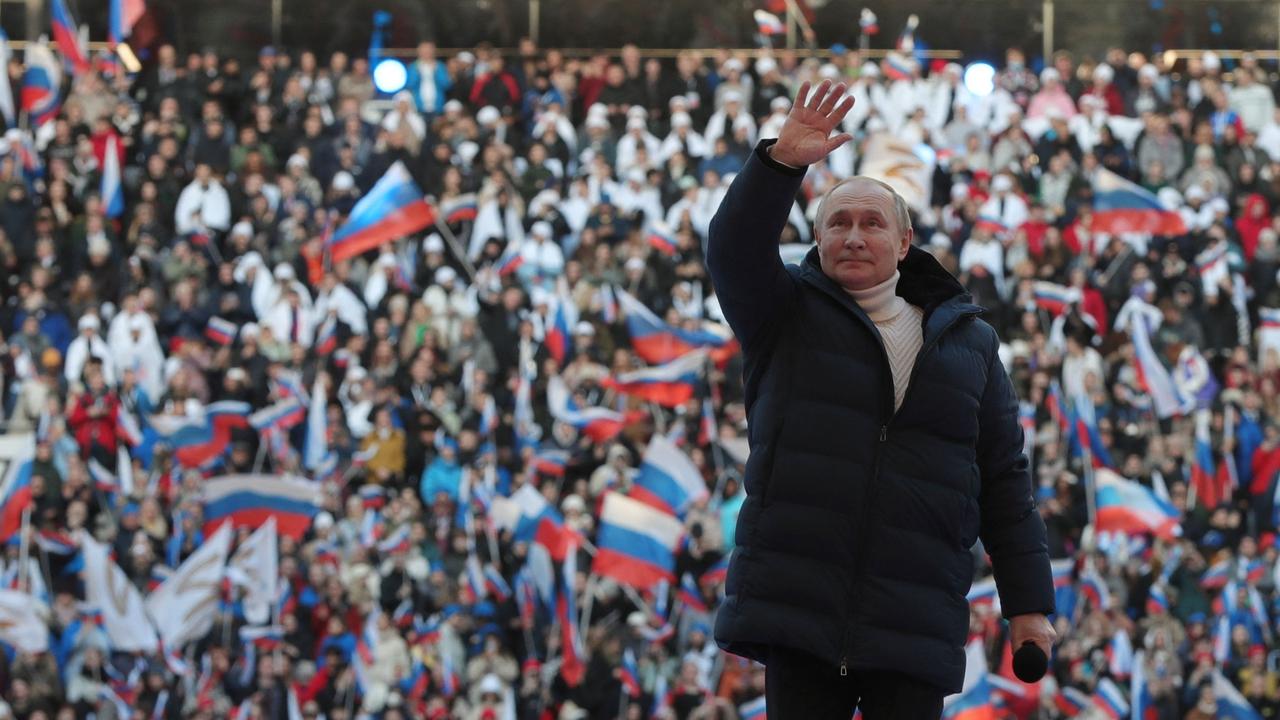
792;81;811;115
831;94;856;125
807;79;832;110
824;133;853;154
816;83;847;116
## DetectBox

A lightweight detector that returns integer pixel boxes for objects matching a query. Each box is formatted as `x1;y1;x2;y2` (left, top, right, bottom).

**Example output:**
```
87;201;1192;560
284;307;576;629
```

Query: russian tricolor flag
620;649;641;697
545;295;575;366
1032;281;1080;316
558;539;586;686
1146;583;1169;614
1054;686;1089;717
860;8;879;34
314;317;338;355
1046;381;1070;437
677;573;708;613
1200;559;1232;589
495;484;580;561
0;437;35;543
328;162;436;262
531;447;569;477
152;401;251;469
629;434;709;518
1091;677;1129;719
753;10;784;36
201;474;322;539
376;525;411;555
358;481;381;509
943;675;997;720
973;215;1008;237
108;0;146;49
701;555;729;586
101;134;124;219
483;563;511;601
1092;168;1187;237
464;553;488;601
884;53;916;81
603;350;705;408
50;0;90;75
1095;468;1181;540
239;625;284;650
547;376;633;443
966;575;999;608
497;241;524;277
1068;392;1113;469
20;41;62;127
617;288;738;366
249;397;307;433
1080;563;1110;609
739;696;767;720
646;221;678;256
1192;410;1221;509
1212;669;1264;719
205;316;237;346
592;491;685;588
440;193;478;224
36;530;76;555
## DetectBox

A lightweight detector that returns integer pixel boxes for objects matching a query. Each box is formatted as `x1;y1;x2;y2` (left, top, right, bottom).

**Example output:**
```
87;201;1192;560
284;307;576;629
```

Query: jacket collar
798;245;983;342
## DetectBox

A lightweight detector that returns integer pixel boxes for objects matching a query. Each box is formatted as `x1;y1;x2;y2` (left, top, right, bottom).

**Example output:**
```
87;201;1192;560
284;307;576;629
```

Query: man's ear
899;228;914;259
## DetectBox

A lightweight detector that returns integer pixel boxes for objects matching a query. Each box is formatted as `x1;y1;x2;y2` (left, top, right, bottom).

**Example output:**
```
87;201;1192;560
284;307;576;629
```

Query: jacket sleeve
705;139;806;353
975;334;1055;618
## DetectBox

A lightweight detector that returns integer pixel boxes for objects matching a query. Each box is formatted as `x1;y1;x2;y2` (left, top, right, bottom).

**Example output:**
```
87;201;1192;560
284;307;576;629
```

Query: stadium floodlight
373;58;408;94
963;62;996;97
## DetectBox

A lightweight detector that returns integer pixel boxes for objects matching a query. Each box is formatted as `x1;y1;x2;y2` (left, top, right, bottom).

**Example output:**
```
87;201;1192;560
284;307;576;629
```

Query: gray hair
814;176;913;236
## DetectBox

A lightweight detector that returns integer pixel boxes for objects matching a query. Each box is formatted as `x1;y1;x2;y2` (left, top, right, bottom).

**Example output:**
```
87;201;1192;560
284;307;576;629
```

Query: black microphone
1012;641;1048;683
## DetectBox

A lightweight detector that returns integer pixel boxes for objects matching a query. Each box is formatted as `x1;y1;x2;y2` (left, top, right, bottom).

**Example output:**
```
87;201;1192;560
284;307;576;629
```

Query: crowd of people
5;28;1280;720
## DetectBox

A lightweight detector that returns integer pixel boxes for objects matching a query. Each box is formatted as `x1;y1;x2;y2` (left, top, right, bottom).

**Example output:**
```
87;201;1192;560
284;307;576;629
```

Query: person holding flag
706;79;1055;718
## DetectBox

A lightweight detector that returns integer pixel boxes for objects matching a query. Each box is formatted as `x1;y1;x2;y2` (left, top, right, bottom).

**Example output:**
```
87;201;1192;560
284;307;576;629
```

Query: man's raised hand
768;79;855;168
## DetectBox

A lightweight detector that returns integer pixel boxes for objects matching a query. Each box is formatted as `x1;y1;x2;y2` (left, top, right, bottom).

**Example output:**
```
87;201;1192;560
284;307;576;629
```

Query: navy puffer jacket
708;140;1055;693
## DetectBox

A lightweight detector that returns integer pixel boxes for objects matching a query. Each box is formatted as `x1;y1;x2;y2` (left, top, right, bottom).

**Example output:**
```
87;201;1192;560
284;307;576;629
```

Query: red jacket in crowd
67;391;121;457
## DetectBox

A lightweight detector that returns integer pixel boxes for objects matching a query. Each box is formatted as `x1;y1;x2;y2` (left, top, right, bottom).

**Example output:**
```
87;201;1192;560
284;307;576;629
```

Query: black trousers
765;646;946;720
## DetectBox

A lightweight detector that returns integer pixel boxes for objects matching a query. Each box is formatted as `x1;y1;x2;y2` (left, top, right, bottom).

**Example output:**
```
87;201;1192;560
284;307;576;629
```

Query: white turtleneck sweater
847;271;925;411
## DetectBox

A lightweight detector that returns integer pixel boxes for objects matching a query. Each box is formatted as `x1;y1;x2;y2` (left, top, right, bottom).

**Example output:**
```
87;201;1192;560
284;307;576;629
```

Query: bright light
963;62;996;97
373;59;407;94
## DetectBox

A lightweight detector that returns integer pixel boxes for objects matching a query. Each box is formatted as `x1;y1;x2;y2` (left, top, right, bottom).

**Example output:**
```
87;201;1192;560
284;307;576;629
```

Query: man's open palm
770;79;856;167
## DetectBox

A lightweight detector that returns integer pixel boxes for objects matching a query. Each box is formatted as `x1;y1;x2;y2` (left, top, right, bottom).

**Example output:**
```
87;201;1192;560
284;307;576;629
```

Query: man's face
816;179;911;292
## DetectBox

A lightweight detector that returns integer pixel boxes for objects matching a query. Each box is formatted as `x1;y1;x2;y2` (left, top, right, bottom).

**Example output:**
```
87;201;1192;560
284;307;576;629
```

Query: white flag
0;588;48;652
116;445;134;496
859;132;937;212
82;533;158;652
226;516;278;626
145;523;232;648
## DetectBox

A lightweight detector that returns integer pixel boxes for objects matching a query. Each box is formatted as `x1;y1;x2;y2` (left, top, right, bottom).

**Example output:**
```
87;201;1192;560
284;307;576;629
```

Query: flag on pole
226;517;278;626
20;40;62;127
49;0;90;75
327;162;436;262
82;534;158;652
145;523;232;649
108;0;146;48
102;134;124;218
592;491;685;587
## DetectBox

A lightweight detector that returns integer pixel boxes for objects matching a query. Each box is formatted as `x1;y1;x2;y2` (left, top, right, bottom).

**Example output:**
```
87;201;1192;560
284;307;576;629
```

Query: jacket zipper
837;308;978;675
